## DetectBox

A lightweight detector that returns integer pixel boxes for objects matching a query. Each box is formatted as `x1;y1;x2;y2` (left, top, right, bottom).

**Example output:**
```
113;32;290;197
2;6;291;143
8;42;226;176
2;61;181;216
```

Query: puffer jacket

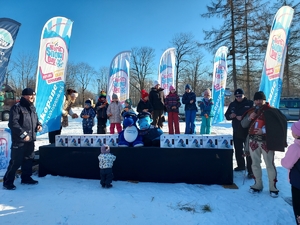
95;99;109;119
199;98;214;117
165;91;181;113
107;101;123;123
8;97;41;143
182;91;198;111
149;87;165;110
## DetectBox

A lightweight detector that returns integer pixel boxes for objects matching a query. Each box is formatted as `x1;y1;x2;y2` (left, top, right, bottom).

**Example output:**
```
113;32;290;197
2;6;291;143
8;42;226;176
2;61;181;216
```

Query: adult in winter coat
48;89;79;143
225;88;253;177
165;85;181;134
95;91;109;134
137;89;153;114
241;91;287;197
198;88;214;134
182;84;198;134
281;120;300;225
80;99;96;134
3;88;42;190
149;80;165;128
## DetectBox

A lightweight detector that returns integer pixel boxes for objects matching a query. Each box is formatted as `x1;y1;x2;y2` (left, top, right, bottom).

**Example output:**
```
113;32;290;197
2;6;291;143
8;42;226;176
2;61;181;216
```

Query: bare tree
96;66;109;95
170;32;198;91
130;46;155;92
65;62;78;90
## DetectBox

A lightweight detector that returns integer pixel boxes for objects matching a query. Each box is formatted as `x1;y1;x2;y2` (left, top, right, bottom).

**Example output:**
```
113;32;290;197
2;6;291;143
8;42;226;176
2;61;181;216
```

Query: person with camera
225;88;253;177
3;88;42;190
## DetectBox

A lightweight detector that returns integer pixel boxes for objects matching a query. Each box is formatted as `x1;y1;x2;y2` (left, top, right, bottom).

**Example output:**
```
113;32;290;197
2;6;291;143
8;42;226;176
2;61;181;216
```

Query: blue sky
2;0;218;71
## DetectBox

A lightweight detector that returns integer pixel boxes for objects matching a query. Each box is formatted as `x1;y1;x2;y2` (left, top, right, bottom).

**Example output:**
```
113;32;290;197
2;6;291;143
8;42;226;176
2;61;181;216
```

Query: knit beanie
101;144;110;154
291;120;300;137
185;84;192;90
141;89;149;99
253;91;266;100
125;99;132;105
169;85;175;91
204;88;211;96
112;93;118;99
85;99;91;106
99;91;106;99
153;80;160;87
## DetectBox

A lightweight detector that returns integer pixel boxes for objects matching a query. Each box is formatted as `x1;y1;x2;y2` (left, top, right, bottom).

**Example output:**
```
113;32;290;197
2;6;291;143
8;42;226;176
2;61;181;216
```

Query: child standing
165;85;181;134
281;120;300;225
182;84;197;134
95;91;109;134
107;93;123;134
199;88;214;134
80;99;96;134
137;89;153;114
98;145;116;188
122;98;135;114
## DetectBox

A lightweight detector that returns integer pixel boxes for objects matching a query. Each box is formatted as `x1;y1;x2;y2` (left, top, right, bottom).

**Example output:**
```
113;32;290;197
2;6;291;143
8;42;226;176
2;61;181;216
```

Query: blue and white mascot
118;111;144;147
137;112;163;147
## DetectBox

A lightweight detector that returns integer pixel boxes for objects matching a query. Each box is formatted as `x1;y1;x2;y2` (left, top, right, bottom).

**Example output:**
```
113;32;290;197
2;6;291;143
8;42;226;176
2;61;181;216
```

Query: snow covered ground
0;107;297;225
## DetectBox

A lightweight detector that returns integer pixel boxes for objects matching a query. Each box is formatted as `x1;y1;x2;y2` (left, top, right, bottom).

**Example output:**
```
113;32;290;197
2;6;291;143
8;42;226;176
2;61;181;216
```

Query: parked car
279;97;300;121
178;96;203;121
0;84;17;121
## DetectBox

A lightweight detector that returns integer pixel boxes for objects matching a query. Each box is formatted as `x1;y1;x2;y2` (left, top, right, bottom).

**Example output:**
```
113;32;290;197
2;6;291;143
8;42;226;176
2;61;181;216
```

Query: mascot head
122;111;137;129
137;112;153;130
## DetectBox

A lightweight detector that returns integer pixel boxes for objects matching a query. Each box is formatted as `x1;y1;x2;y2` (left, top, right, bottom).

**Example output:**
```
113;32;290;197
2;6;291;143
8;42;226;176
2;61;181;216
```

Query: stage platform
38;145;233;185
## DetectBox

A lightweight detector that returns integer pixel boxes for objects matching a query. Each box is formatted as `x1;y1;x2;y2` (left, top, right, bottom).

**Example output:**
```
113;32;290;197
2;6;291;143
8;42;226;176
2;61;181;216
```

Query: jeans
185;110;196;134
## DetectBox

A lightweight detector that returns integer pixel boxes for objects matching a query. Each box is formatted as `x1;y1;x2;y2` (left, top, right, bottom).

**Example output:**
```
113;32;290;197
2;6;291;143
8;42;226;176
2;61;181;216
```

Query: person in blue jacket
199;88;214;134
181;84;198;134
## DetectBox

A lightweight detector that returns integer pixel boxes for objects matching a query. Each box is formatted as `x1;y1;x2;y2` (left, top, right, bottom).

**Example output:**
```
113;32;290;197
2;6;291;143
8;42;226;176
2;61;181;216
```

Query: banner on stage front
35;17;73;135
0;18;21;88
212;46;228;124
259;6;294;108
158;48;176;96
108;51;131;104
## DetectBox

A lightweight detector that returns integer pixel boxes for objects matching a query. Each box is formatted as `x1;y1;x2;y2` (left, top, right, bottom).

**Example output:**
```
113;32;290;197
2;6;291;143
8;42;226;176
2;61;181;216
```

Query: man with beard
48;89;79;143
149;80;165;128
225;88;253;178
241;91;287;198
3;88;42;190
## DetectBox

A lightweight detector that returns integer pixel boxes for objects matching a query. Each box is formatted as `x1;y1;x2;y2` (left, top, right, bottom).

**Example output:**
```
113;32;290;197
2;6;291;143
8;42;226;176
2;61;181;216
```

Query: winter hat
22;88;36;96
292;121;300;137
185;84;192;90
99;90;106;99
125;98;132;105
101;144;110;154
112;93;118;99
253;91;266;100
234;88;244;95
169;85;175;91
85;99;91;106
204;88;211;96
153;80;160;87
141;89;149;99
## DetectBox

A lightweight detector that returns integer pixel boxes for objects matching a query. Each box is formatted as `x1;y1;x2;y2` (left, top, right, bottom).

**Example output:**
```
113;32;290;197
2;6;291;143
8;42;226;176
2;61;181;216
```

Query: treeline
5;0;300;106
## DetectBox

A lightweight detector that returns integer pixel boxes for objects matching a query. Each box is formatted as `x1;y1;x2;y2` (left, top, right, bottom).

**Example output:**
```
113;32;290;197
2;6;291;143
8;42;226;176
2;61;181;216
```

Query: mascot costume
137;112;163;147
118;112;144;147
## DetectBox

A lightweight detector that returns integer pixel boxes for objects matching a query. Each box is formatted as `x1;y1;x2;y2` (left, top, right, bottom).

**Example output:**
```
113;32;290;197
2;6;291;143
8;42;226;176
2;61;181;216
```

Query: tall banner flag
108;51;131;104
158;48;176;96
211;46;228;124
259;6;294;108
35;17;73;134
0;18;21;87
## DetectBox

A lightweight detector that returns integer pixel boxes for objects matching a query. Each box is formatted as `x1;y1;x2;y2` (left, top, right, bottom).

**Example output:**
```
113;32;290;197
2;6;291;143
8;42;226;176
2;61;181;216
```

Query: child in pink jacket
281;120;300;225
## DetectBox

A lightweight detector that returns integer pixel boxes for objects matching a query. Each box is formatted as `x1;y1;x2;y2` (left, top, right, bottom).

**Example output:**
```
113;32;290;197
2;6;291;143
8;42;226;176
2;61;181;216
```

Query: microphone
254;106;259;113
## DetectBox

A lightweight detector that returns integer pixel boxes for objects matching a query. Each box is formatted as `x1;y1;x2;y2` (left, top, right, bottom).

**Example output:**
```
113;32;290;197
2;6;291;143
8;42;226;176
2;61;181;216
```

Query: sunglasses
235;95;243;98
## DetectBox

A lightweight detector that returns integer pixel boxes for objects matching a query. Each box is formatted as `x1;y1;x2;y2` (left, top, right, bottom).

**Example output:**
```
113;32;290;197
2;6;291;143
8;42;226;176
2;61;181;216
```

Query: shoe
3;183;16;190
270;191;279;198
101;184;105;188
249;187;262;194
106;184;113;188
234;167;245;171
21;177;38;185
247;173;254;179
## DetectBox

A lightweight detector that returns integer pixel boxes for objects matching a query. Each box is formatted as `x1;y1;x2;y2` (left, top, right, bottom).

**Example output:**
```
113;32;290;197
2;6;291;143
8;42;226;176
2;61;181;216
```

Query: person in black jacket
3;88;42;190
95;91;109;134
149;81;165;128
225;89;253;177
137;89;153;115
182;84;198;134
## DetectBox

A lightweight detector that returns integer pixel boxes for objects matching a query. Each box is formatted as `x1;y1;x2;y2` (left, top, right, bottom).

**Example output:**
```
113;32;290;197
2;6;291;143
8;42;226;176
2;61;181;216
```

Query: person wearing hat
80;99;96;134
149;80;165;128
98;145;116;188
198;88;214;134
122;98;135;114
165;85;181;134
137;89;153;115
107;93;123;134
225;88;253;177
281;120;300;224
3;88;42;190
48;88;79;143
241;91;287;197
95;90;109;134
182;84;198;134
